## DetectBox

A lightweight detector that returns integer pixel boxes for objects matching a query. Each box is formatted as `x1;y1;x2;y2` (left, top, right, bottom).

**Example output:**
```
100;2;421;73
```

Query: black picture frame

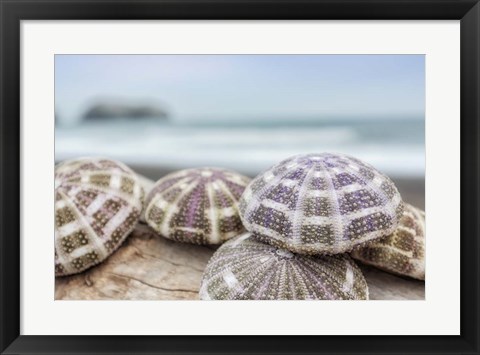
1;1;479;354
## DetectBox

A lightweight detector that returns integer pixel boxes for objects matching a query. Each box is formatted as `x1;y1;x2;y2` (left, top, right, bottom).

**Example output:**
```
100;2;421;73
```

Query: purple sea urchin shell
199;233;368;300
144;168;251;245
239;153;404;255
55;158;145;276
350;203;425;280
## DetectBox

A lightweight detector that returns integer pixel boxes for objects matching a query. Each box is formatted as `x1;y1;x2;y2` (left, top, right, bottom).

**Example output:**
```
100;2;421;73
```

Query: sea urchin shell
199;233;368;300
55;158;145;276
350;203;425;280
144;168;251;245
239;153;404;255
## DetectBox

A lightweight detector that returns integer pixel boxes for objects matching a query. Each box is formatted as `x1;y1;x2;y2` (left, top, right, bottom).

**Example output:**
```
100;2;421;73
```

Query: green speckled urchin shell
144;168;251;245
199;233;368;300
239;153;404;255
350;203;425;280
55;158;145;276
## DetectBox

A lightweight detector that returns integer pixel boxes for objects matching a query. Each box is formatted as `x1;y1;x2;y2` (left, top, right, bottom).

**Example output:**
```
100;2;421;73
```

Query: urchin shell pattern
239;153;404;255
144;168;251;245
199;233;368;300
350;203;425;280
55;158;144;276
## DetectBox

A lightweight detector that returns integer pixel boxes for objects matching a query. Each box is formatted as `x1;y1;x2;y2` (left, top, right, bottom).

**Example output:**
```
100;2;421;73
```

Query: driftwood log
55;223;424;300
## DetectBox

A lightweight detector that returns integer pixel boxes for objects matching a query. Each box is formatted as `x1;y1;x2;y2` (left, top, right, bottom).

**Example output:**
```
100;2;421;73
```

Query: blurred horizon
55;54;425;207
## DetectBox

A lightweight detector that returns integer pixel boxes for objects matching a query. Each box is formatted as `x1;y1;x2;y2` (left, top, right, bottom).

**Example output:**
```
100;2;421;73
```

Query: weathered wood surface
358;264;425;300
55;223;424;300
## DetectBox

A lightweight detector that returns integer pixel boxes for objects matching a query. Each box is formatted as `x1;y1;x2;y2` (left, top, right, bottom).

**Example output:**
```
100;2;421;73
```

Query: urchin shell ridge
199;233;369;300
239;153;404;255
350;203;425;280
144;167;251;245
55;157;145;276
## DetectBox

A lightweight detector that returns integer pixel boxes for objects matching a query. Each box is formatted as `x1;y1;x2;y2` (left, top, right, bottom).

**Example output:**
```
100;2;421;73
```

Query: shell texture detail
55;158;145;276
239;153;404;255
350;203;425;280
199;233;369;300
144;168;251;245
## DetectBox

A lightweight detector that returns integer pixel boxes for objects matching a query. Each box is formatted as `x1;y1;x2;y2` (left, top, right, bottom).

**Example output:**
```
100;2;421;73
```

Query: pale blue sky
55;55;424;124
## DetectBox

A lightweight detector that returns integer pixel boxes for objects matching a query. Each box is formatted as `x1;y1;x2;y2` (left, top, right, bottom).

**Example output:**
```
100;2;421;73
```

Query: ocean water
55;118;425;179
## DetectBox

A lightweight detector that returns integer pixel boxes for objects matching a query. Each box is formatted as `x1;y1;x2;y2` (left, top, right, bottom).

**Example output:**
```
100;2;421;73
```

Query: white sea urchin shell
199;233;368;300
239;153;404;255
144;168;251;245
350;203;425;280
55;158;144;276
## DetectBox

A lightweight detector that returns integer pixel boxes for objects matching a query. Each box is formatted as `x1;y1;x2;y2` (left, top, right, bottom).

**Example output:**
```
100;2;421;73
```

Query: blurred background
55;55;425;208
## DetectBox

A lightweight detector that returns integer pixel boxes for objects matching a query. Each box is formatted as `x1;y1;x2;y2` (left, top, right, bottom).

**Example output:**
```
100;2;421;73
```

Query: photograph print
54;54;425;301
